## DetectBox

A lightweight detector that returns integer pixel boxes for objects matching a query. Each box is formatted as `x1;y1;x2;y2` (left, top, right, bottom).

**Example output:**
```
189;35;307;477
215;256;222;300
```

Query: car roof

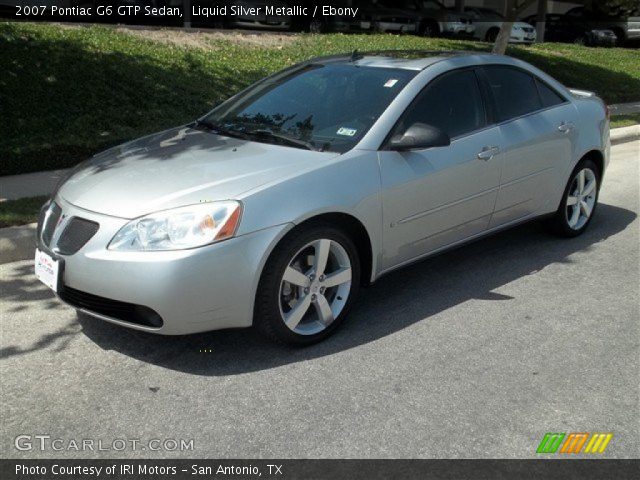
308;50;496;71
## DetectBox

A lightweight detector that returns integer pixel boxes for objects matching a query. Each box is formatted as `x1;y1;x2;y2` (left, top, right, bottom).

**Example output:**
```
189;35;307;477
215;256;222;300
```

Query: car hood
58;126;337;219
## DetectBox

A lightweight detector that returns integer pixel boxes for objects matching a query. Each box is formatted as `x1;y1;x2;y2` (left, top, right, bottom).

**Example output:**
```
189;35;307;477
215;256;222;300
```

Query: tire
308;19;324;34
548;158;600;237
254;224;361;345
485;28;499;43
610;27;626;47
422;20;439;37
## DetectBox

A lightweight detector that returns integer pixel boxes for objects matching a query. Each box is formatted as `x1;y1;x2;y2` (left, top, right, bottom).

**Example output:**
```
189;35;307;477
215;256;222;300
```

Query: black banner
3;459;640;480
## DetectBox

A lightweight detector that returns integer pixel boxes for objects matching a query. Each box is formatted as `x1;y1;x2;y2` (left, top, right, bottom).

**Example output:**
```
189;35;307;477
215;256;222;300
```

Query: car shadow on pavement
71;202;637;376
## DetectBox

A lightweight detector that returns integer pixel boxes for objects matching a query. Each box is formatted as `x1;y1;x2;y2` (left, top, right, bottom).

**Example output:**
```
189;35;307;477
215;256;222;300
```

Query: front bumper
440;22;475;36
509;32;536;43
375;21;417;33
39;196;289;335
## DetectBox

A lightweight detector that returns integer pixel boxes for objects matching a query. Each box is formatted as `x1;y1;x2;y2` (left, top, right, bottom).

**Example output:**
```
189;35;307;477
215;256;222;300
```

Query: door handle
558;122;575;133
477;146;500;161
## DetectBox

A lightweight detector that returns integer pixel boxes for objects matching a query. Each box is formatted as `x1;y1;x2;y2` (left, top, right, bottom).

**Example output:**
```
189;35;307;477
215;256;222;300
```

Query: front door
379;68;503;270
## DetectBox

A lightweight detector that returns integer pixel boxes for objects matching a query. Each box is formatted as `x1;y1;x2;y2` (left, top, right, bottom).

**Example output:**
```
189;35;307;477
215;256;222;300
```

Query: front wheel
549;159;600;237
254;225;361;345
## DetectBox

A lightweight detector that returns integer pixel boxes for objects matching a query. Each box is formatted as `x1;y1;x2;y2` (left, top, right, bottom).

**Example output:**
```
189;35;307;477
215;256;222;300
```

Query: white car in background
457;7;537;44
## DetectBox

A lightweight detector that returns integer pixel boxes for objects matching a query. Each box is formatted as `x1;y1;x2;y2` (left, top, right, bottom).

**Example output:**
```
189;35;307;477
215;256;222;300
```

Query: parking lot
1;141;638;459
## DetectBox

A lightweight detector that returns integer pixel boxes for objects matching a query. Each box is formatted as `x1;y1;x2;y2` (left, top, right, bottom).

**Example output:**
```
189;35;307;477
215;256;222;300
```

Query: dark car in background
364;0;418;34
562;6;639;46
523;12;617;47
525;6;639;46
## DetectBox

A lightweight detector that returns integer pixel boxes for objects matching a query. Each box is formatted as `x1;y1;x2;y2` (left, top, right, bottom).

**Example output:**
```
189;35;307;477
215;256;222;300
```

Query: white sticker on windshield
337;127;357;137
384;79;399;88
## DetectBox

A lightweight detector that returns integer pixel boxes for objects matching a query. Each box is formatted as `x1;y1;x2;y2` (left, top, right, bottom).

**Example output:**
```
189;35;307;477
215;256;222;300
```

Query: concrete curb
610;125;640;145
0;223;36;265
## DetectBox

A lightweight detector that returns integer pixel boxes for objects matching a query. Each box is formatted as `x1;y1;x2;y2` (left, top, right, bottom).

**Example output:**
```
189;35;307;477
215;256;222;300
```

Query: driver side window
397;69;486;140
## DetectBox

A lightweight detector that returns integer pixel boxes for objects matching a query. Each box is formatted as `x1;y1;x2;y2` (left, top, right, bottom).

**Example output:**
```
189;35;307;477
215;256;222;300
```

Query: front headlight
108;201;242;251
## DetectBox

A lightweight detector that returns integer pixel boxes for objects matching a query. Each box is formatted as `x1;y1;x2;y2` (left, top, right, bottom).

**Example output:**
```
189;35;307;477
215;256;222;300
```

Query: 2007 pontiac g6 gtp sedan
35;51;610;344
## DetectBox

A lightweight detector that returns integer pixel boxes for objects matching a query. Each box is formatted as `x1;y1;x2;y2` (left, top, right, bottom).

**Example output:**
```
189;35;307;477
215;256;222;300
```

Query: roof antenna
350;49;360;62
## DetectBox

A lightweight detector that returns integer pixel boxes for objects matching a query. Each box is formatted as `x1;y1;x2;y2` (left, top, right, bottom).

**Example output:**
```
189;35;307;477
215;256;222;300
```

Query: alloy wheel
566;167;597;230
278;239;352;335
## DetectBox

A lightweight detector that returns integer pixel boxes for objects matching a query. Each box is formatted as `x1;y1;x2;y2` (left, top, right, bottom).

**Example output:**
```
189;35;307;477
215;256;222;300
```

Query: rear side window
483;66;542;122
397;69;485;139
535;78;566;108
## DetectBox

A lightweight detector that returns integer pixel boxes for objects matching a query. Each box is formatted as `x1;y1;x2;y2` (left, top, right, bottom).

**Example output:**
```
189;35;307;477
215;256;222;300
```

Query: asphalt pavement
1;141;638;459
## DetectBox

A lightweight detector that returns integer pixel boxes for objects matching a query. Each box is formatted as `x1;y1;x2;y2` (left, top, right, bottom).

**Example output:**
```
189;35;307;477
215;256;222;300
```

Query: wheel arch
254;210;376;294
580;149;605;180
289;212;375;287
542;146;606;217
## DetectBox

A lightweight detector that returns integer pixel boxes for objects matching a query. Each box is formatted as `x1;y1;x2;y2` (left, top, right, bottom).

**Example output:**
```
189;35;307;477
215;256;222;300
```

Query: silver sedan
35;51;610;344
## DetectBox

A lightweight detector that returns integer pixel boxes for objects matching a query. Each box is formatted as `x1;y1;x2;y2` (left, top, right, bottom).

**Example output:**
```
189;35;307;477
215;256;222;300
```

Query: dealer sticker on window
337;127;358;137
384;79;399;88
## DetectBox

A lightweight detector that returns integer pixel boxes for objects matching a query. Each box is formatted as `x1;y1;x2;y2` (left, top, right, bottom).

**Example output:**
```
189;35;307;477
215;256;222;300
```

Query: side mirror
388;123;450;151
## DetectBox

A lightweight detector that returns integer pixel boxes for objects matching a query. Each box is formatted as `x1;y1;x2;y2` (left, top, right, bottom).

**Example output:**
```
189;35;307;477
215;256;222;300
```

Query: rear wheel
573;34;587;45
254;224;360;345
485;27;500;42
549;159;600;237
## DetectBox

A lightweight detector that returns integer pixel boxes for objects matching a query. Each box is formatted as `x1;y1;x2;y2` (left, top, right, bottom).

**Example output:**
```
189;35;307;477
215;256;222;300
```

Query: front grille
39;202;62;247
59;285;163;328
56;217;99;255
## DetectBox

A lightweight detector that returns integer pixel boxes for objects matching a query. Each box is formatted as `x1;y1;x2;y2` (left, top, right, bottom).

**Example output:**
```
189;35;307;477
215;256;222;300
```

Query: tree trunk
536;0;547;43
492;20;515;54
492;0;539;54
183;0;192;29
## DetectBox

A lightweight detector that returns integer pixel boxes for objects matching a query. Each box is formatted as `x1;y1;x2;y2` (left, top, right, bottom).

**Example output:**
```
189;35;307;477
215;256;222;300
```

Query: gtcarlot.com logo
537;432;613;454
14;435;194;452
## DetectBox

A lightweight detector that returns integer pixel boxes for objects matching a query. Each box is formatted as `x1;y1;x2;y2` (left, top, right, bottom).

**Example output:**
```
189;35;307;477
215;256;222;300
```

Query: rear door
478;65;577;227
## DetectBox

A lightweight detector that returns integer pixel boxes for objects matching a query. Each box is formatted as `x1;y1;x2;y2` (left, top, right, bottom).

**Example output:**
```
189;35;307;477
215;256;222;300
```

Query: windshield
202;63;417;153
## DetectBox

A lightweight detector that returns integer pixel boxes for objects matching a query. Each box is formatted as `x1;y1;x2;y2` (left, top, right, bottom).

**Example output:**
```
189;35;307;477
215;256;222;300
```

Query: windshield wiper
194;119;250;140
245;129;320;151
196;121;322;151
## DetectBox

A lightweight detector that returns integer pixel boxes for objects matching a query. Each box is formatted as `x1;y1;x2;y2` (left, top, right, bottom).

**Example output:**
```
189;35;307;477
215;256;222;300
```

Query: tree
583;0;640;17
492;0;538;54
